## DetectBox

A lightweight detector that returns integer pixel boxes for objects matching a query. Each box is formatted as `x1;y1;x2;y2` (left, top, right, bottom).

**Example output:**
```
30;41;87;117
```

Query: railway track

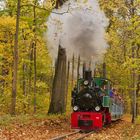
50;120;122;140
50;119;123;140
50;130;95;140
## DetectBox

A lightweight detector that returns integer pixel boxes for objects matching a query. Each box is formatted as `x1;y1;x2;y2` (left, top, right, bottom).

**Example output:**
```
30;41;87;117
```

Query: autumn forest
0;0;140;139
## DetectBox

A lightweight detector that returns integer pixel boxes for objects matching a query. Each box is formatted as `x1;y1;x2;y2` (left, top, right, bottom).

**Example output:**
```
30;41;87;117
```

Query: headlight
95;106;100;111
84;80;89;85
73;106;79;111
85;93;92;99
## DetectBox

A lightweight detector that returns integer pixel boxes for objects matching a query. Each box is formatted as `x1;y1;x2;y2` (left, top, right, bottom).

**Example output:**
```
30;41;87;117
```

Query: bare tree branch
20;3;70;15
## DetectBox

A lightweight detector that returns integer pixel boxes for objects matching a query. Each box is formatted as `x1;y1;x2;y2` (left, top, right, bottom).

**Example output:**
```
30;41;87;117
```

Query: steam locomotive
71;70;124;130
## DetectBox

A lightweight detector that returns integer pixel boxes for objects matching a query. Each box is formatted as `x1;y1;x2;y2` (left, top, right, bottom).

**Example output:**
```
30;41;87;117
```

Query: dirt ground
0;115;140;140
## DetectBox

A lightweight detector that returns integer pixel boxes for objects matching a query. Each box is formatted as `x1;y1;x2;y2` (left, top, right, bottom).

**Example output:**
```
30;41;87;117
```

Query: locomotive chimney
84;70;92;82
103;62;106;78
83;62;92;81
83;62;86;79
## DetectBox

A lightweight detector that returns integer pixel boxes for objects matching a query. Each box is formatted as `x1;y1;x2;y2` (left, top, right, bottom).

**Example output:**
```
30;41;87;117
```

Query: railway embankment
0;114;140;140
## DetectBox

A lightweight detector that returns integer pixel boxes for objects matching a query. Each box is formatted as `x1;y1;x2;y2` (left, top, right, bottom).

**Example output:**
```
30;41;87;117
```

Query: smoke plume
46;0;109;64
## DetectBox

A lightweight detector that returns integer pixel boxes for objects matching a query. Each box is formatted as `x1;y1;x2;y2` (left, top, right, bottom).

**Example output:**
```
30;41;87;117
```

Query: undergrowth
0;112;70;128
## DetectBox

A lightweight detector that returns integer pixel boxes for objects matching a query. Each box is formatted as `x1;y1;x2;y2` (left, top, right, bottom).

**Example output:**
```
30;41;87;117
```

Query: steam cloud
46;0;109;64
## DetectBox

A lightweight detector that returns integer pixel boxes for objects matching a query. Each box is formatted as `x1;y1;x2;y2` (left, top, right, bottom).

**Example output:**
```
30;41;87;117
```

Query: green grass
0;112;70;128
135;137;140;140
136;116;140;124
33;113;67;120
0;114;32;127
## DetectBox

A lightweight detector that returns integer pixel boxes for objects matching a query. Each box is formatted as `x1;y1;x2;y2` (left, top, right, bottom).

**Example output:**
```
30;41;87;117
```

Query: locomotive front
72;71;102;112
71;70;104;130
71;68;124;130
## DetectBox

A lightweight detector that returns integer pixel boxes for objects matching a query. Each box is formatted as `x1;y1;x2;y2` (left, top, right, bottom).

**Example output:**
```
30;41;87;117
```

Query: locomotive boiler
72;71;102;112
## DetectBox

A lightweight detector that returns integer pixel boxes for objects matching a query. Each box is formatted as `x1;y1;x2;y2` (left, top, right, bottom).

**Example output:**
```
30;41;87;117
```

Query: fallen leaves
0;116;71;140
0;115;140;140
87;117;140;140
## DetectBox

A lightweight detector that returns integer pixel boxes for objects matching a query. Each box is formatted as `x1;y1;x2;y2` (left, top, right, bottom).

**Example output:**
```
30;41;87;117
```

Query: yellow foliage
0;16;16;32
44;0;53;10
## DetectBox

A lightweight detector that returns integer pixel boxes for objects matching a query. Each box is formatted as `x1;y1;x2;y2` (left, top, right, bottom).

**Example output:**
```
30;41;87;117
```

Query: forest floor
0;114;140;140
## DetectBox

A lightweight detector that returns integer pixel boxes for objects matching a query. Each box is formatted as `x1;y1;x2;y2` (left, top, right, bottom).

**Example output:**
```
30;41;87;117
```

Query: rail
50;130;95;140
50;130;80;140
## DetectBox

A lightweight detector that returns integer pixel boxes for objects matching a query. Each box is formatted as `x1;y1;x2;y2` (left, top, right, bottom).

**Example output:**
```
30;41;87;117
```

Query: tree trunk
71;54;74;89
29;43;33;95
48;45;67;114
136;72;140;117
131;47;136;123
23;63;27;113
65;61;70;112
136;46;140;117
77;55;80;90
55;0;67;8
33;0;37;114
27;42;33;111
0;58;8;94
10;0;21;115
128;0;137;123
23;63;26;96
33;43;37;113
103;62;106;78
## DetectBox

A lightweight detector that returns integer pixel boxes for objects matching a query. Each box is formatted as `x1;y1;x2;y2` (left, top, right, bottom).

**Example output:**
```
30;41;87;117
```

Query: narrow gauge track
50;130;95;140
50;120;122;140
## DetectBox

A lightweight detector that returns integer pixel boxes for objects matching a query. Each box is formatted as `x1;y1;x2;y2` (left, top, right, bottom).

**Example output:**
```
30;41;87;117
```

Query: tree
0;0;53;114
33;0;37;113
10;0;21;115
48;45;67;114
99;0;140;118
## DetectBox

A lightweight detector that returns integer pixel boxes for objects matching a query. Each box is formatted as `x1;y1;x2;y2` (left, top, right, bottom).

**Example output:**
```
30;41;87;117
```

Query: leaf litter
0;115;140;140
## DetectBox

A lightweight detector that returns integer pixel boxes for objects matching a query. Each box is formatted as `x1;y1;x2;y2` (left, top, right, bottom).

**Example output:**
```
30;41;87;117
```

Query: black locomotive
71;70;124;130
